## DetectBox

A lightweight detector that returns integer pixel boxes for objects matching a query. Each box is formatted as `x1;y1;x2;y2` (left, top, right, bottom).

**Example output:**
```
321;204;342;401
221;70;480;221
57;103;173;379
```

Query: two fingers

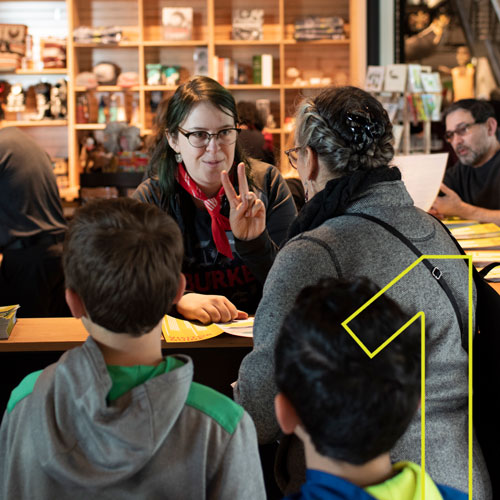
221;162;249;210
221;162;263;217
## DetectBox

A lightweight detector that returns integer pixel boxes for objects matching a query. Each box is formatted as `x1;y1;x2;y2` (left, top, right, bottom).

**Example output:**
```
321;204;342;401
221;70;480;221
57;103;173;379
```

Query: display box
162;8;193;41
232;9;263;40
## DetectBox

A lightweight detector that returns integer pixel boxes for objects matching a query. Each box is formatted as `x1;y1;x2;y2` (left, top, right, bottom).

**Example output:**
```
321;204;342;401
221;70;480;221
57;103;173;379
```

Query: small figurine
34;82;52;120
5;83;26;113
451;46;475;101
50;79;67;118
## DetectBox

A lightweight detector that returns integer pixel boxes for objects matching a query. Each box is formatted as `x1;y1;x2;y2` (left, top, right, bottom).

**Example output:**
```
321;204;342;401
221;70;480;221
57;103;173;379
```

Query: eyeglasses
284;146;302;169
443;122;481;142
177;127;241;148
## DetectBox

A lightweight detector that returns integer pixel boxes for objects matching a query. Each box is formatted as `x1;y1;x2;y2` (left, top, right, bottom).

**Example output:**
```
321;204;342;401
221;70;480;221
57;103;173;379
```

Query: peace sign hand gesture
221;162;266;241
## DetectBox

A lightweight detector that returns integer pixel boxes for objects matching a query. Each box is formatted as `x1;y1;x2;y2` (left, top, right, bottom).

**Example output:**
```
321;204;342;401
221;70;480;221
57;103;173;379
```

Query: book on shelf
213;57;239;85
406;93;417;122
420;72;442;92
294;16;345;41
412;94;427;121
232;9;263;41
408;64;424;92
261;54;273;86
252;54;273;86
384;64;407;93
364;66;385;92
382;102;399;123
392;124;404;152
252;55;262;84
162;8;193;41
421;93;440;121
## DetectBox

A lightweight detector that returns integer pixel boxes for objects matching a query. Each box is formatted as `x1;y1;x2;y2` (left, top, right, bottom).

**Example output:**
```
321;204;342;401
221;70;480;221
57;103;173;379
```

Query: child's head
274;277;421;465
63;198;184;336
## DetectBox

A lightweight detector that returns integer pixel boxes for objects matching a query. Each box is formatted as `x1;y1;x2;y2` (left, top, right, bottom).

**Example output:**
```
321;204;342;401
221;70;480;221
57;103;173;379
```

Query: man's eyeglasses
177;127;241;148
284;146;302;169
443;122;481;143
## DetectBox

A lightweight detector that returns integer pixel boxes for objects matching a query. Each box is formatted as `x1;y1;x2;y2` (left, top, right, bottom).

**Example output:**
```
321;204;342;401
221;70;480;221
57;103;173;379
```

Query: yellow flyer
451;223;500;239
459;236;500;249
162;315;224;343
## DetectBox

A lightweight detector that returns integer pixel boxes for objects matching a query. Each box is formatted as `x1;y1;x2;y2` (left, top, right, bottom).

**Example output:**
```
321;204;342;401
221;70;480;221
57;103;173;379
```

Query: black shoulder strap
342;213;467;342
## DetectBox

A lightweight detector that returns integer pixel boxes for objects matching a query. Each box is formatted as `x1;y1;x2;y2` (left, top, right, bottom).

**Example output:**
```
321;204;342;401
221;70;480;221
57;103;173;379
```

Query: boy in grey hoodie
0;198;265;500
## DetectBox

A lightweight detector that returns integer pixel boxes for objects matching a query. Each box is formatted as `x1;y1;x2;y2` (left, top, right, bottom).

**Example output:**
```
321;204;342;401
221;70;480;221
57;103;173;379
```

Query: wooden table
0;318;252;411
0;317;252;352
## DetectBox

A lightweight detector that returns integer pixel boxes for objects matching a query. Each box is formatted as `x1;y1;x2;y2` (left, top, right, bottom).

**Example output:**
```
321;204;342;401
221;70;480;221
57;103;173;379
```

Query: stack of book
294;16;345;41
73;26;122;44
213;57;239;85
0;305;19;340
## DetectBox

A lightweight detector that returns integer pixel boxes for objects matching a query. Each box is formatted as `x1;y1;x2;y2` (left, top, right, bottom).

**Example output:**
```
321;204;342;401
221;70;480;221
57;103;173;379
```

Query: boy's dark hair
275;277;421;465
63;198;183;336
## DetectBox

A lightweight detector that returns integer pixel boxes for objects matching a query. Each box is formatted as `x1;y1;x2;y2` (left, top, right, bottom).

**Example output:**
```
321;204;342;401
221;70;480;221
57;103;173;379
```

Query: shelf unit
1;0;366;199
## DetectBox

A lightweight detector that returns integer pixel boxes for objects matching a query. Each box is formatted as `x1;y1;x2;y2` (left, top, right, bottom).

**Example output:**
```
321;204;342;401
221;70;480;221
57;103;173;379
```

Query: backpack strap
342;213;467;344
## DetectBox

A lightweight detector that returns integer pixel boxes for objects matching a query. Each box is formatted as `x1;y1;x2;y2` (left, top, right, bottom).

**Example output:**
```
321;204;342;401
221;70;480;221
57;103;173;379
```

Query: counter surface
0;317;252;352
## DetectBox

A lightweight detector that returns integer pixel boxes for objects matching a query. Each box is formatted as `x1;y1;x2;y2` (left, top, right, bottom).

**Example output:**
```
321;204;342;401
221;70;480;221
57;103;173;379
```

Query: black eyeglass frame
443;121;484;143
176;127;241;148
284;146;302;169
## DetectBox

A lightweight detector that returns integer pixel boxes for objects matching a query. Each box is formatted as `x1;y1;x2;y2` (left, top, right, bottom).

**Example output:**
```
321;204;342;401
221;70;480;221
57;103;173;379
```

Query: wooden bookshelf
1;0;366;199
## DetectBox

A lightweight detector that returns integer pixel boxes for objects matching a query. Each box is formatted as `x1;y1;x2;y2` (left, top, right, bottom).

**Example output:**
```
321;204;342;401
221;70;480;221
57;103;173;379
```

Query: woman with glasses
133;76;296;324
235;86;491;498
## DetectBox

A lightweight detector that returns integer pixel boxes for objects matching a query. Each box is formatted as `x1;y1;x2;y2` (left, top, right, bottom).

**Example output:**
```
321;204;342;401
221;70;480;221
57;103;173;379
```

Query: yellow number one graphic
341;255;474;500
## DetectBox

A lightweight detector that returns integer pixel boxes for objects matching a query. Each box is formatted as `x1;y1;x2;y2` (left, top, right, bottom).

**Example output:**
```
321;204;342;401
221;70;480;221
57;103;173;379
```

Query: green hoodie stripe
7;370;43;413
186;382;244;434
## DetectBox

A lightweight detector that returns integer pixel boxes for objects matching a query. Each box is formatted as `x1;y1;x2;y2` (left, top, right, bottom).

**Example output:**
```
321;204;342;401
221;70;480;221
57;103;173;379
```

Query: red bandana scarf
176;163;233;259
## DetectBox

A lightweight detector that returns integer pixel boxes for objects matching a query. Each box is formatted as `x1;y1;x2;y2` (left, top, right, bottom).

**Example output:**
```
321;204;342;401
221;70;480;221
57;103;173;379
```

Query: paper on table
450;223;500;240
392;153;448;211
458;237;500;249
444;218;478;227
215;318;254;337
465;250;500;265
162;315;254;342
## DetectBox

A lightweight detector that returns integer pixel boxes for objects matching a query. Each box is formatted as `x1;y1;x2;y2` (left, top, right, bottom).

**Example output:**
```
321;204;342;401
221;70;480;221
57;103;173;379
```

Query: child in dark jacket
274;277;468;500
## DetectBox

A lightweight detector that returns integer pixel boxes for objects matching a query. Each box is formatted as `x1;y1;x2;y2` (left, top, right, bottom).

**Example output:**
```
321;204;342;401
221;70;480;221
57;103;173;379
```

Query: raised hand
176;293;248;325
221;162;266;241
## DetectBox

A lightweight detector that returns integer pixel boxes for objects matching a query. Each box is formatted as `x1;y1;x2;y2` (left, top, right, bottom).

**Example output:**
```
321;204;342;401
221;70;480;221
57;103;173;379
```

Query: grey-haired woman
235;86;491;498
